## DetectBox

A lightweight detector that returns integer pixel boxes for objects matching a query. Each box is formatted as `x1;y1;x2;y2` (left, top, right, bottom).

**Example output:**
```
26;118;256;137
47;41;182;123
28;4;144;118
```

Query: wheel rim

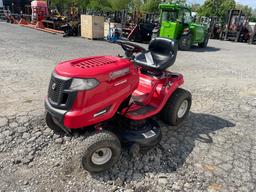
177;100;189;118
91;147;112;165
182;38;190;47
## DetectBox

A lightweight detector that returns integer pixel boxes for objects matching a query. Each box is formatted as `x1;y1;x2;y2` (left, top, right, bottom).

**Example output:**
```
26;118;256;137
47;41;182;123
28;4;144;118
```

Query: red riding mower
45;38;192;172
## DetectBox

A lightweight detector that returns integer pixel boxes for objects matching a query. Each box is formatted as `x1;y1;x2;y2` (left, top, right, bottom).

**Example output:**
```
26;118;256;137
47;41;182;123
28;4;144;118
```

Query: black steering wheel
116;40;146;58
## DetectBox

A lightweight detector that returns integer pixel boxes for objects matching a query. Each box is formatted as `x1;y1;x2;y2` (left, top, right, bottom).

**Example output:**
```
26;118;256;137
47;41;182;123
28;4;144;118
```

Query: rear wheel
179;34;192;51
161;88;192;126
80;131;121;173
198;33;209;48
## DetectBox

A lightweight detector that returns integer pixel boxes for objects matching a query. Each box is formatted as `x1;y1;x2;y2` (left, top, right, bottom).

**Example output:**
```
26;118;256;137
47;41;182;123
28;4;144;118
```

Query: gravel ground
0;22;256;192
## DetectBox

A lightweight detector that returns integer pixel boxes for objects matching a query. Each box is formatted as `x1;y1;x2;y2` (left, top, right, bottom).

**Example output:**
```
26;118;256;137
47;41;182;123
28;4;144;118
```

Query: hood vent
72;56;118;69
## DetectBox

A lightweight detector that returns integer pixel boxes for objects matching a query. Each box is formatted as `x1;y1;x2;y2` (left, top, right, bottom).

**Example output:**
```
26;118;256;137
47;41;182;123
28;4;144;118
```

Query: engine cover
55;56;135;80
49;56;139;129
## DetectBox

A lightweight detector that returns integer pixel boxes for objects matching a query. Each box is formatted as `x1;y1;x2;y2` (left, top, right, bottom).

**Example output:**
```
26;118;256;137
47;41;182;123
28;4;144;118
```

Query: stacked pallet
81;15;104;40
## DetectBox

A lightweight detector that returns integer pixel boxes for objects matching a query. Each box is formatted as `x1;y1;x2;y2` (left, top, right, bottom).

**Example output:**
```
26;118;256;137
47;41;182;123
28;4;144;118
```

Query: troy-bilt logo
51;82;56;90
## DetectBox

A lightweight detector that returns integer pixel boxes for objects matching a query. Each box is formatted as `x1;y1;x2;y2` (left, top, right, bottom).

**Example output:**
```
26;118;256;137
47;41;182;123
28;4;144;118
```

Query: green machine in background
153;3;209;50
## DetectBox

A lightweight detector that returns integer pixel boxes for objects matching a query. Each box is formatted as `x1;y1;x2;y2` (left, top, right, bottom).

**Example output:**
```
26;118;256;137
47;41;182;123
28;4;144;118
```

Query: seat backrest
148;38;178;68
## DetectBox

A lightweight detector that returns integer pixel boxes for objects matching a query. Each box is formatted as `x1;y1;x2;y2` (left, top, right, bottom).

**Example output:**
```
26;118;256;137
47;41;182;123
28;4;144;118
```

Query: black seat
134;38;178;71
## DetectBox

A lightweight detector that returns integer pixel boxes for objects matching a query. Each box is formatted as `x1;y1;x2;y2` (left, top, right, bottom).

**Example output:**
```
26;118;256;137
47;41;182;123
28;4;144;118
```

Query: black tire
45;112;64;133
198;33;209;48
81;131;121;173
249;34;256;44
179;34;192;51
161;88;192;126
219;31;224;40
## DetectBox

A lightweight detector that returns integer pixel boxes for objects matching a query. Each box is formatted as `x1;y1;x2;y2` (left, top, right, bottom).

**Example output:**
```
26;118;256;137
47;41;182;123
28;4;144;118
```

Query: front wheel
80;131;121;173
179;34;192;51
161;88;192;126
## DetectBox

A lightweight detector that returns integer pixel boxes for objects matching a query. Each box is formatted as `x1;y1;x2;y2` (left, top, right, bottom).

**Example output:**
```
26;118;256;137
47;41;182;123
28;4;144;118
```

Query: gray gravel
0;22;256;192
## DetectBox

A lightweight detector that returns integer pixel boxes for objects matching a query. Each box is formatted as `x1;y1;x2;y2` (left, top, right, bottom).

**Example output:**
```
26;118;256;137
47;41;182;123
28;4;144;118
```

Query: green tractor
153;3;209;50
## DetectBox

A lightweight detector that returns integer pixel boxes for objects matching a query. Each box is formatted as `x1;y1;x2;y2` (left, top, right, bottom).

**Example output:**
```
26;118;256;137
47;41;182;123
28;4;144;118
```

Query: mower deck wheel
161;88;192;126
81;131;121;173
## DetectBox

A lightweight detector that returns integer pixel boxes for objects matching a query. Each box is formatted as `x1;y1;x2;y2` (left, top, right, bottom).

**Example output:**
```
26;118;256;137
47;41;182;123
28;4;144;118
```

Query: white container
104;22;122;37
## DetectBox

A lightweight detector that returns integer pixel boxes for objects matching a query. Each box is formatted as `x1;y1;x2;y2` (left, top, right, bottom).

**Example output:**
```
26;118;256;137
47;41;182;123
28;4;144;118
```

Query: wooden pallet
81;36;104;40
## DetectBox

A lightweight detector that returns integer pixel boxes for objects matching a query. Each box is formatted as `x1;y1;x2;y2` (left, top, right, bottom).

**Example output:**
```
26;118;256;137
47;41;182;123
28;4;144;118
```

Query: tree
51;0;90;12
108;0;130;11
176;0;186;4
78;0;89;9
197;0;215;17
253;8;256;17
86;0;112;12
163;0;186;3
129;0;143;19
218;0;236;18
191;3;200;12
131;0;143;12
248;8;256;22
198;0;236;19
51;0;70;11
141;0;161;13
236;3;252;17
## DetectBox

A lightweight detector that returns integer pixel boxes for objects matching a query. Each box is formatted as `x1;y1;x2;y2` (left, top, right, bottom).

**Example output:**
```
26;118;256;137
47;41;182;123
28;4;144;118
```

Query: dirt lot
0;22;256;192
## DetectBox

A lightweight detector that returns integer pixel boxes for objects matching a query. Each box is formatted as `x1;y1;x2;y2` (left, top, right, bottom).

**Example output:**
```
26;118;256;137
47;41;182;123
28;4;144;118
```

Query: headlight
69;78;99;91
